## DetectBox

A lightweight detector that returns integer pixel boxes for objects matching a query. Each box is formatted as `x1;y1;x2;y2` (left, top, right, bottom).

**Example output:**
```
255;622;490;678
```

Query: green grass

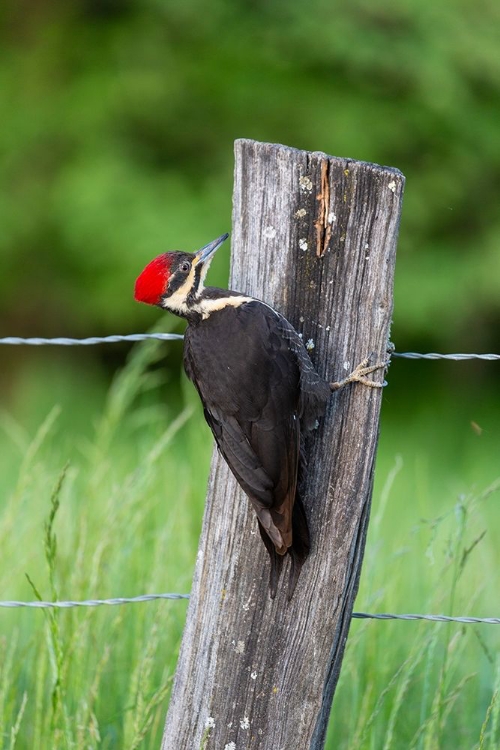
328;361;500;749
0;341;499;749
328;475;500;749
0;336;207;749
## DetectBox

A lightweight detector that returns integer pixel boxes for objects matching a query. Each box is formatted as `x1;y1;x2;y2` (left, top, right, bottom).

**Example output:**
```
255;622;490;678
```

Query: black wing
272;313;332;430
183;301;302;554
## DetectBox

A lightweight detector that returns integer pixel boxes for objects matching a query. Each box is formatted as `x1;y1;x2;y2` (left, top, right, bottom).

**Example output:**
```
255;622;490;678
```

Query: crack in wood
314;159;333;257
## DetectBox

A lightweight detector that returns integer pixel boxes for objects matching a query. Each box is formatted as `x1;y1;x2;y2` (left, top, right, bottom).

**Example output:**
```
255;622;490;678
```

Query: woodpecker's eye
180;261;191;273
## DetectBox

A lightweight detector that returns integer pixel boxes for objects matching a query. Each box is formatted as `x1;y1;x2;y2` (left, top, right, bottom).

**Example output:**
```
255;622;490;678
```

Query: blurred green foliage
1;0;499;353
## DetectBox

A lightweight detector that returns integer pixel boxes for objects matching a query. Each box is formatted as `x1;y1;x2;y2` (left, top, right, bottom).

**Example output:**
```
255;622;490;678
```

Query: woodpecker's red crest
134;253;173;306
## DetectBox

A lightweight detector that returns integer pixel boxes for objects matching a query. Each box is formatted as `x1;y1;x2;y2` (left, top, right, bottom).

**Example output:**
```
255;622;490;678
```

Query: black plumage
184;299;330;597
134;233;331;598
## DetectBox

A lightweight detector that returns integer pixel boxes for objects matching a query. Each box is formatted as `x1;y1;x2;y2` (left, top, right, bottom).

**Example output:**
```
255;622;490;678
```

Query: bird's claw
330;357;389;391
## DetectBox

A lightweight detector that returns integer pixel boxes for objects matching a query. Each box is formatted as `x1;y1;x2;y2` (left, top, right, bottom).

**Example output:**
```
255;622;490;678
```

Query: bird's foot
330;357;388;391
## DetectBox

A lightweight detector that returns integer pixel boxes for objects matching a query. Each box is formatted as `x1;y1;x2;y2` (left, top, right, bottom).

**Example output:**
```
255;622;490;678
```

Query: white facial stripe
161;266;198;314
196;296;254;319
162;289;254;319
198;260;211;289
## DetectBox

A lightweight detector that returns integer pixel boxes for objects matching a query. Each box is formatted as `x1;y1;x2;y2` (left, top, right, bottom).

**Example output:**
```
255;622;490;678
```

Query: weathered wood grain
162;140;404;750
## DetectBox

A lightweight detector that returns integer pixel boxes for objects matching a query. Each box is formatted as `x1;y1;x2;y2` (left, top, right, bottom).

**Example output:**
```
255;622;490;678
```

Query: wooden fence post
161;140;404;749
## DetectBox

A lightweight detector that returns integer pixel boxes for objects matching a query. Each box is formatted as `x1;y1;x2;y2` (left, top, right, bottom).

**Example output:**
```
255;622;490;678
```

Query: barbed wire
391;352;500;361
0;333;183;346
0;593;189;608
352;612;500;625
0;594;499;624
0;333;498;360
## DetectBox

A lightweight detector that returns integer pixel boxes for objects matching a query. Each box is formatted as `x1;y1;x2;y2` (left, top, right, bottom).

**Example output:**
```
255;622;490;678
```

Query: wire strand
0;594;499;624
391;352;500;361
0;593;190;608
0;334;183;346
0;333;498;360
351;612;500;624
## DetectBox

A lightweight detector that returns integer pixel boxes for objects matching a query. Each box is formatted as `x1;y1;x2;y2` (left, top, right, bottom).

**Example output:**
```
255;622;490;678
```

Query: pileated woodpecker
134;233;384;598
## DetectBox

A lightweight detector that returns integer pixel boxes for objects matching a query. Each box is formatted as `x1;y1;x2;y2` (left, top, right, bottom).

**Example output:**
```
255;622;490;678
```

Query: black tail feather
258;520;284;598
258;495;310;600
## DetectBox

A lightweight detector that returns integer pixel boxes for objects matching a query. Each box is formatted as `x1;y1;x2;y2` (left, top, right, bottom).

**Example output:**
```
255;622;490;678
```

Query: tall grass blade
8;691;27;750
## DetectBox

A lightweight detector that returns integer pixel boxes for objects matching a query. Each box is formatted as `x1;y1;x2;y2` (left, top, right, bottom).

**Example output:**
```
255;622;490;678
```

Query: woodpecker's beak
194;233;229;266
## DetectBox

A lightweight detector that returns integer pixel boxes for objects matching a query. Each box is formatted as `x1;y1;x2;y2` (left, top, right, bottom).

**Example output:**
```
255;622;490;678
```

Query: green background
1;1;499;748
